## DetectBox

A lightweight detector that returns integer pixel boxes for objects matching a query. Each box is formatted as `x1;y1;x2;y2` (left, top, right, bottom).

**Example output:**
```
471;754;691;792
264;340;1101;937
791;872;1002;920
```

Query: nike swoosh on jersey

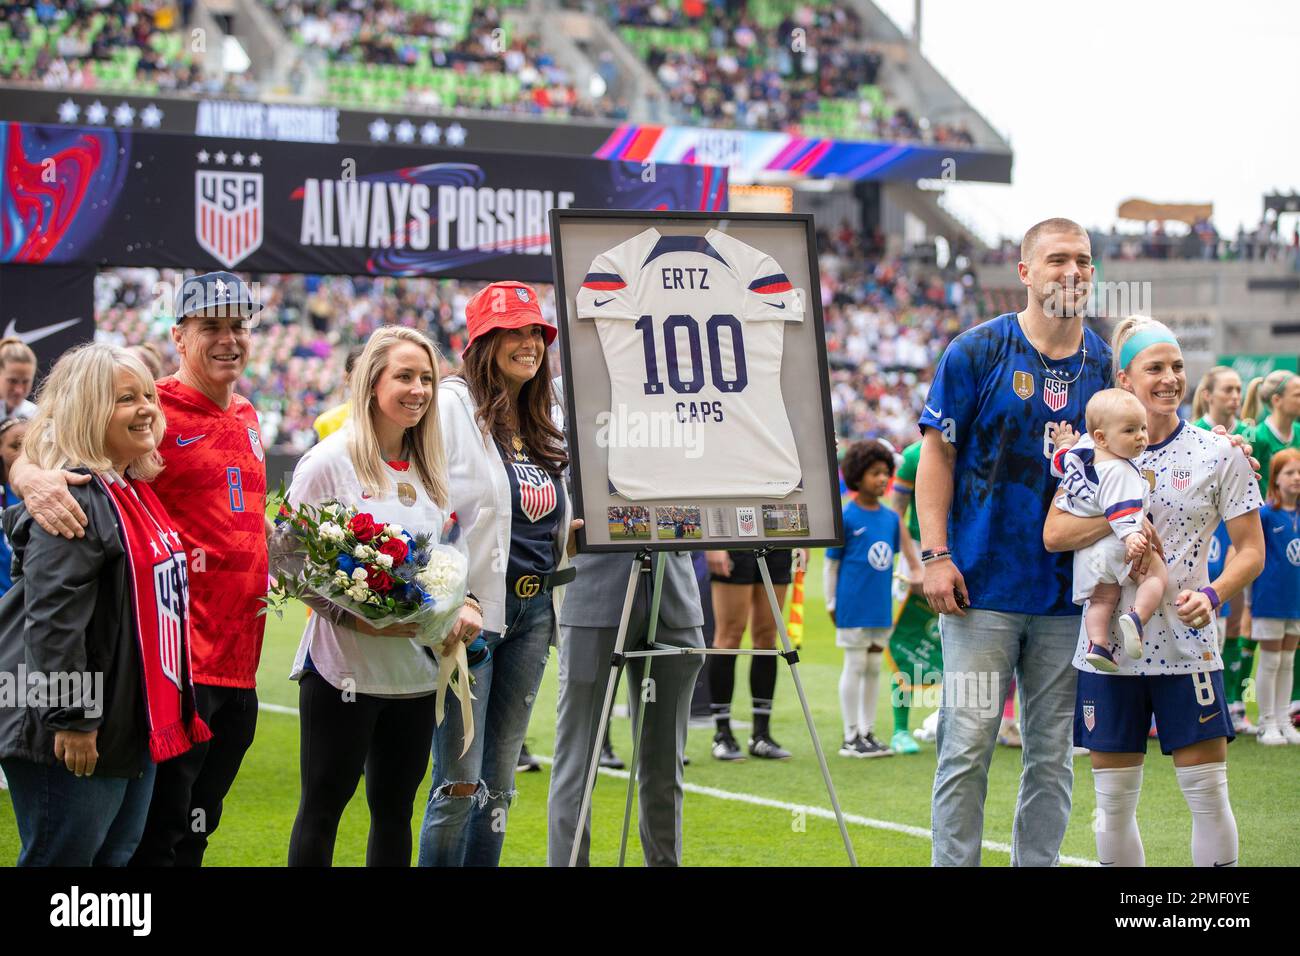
175;434;207;447
1198;711;1221;724
924;404;941;418
593;298;615;307
3;317;82;344
764;301;786;309
853;527;866;535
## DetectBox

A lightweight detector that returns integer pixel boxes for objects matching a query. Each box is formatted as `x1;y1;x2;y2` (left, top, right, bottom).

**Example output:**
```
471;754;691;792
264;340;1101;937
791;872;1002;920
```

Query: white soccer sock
1256;649;1281;731
1276;649;1296;726
1175;762;1238;867
860;651;884;736
839;649;867;739
1092;766;1145;867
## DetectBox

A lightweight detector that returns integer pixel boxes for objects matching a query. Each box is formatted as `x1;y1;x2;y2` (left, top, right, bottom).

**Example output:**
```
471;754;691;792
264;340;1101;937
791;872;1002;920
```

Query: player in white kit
1051;389;1168;671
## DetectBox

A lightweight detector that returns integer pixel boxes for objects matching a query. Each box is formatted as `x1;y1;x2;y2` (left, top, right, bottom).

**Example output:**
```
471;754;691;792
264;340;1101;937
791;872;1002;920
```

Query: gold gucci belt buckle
514;574;542;598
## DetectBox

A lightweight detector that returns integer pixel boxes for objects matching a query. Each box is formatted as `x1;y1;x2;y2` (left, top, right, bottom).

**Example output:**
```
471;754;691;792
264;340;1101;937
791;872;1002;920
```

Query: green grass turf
3;551;1297;866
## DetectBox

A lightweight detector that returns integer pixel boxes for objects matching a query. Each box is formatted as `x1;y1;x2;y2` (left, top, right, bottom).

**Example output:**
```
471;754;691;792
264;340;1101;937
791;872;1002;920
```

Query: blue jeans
418;591;554;866
2;757;157;866
930;610;1079;867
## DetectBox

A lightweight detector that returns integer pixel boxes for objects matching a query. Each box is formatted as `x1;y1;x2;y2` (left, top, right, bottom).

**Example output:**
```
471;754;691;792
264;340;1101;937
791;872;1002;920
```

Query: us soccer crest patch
1012;371;1034;400
1042;377;1069;412
1172;468;1191;492
1083;704;1096;732
247;427;264;462
515;287;531;304
511;461;556;523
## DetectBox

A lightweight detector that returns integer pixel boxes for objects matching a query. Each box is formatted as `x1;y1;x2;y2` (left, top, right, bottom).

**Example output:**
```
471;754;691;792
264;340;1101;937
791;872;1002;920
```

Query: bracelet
462;595;483;616
1198;586;1221;611
921;549;952;564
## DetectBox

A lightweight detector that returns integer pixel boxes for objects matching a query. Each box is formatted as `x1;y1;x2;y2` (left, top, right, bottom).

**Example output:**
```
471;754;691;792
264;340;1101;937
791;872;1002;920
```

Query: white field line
257;700;1096;867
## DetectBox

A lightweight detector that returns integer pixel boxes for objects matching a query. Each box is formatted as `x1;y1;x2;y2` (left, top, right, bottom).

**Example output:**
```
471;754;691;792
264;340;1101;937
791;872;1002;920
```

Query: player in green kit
1242;368;1300;726
887;439;927;754
1192;366;1257;731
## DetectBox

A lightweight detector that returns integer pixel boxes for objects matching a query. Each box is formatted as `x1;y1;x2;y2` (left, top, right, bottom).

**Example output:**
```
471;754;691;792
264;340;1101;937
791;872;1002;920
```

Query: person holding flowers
419;280;578;867
282;326;481;867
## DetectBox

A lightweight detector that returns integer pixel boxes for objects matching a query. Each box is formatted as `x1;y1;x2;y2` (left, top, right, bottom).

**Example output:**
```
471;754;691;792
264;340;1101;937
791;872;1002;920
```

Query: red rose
348;513;378;543
366;566;394;593
378;537;409;565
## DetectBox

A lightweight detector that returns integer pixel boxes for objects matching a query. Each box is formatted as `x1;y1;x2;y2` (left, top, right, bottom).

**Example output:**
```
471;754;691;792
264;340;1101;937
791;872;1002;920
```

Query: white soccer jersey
576;228;804;501
1071;421;1262;676
1052;434;1149;539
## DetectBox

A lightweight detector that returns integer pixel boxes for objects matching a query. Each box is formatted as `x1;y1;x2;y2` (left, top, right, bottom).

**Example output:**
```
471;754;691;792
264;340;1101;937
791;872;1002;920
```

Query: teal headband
1119;326;1181;371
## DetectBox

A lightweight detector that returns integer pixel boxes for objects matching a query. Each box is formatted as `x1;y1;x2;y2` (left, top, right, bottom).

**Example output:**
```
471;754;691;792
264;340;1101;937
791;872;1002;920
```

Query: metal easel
568;547;858;867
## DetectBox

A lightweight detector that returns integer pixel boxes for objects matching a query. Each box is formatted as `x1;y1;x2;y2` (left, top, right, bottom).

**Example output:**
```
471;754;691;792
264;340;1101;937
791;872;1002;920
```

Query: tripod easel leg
757;553;859;867
569;553;647;868
617;551;665;866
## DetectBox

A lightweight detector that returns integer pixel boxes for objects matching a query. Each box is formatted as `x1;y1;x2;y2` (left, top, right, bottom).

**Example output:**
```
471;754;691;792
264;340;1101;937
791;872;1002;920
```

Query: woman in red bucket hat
419;281;581;866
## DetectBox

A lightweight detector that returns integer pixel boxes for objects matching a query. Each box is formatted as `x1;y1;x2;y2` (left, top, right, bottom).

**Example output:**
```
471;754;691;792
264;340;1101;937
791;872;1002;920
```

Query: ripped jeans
418;590;554;866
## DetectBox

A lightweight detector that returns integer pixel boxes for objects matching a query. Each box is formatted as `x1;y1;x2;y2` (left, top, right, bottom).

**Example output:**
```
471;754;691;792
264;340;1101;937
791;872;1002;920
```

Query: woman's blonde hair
1110;315;1180;381
348;326;448;507
24;344;166;480
1191;365;1240;421
1241;369;1296;426
0;336;37;371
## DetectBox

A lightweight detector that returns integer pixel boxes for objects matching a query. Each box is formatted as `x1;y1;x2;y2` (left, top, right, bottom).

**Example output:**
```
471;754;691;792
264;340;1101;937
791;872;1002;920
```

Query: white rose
319;521;345;542
352;567;368;582
352;545;368;560
385;524;403;538
375;553;394;569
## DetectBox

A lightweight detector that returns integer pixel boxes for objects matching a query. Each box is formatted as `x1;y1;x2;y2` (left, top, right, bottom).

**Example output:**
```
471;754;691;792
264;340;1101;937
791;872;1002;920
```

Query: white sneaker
913;710;939;742
1230;709;1258;735
1258;726;1288;746
1282;724;1300;745
1118;611;1145;660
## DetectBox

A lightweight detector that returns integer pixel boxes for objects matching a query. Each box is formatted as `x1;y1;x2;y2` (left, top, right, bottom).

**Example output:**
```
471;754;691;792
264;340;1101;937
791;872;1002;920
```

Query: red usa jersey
575;228;804;500
152;377;268;687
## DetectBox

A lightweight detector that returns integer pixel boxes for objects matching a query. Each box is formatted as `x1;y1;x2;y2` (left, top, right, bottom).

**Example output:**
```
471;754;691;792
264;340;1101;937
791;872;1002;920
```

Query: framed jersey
550;209;843;553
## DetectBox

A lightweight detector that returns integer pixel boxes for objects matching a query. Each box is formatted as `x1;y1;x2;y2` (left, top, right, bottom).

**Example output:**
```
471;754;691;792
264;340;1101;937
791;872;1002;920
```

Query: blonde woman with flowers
283;327;480;867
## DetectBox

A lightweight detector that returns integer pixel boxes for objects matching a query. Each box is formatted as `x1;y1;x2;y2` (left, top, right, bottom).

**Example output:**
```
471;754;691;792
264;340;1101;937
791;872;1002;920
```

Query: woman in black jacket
0;344;209;866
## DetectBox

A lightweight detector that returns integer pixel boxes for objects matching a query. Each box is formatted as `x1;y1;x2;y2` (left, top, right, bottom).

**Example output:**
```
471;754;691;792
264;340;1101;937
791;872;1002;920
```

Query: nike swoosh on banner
593;298;615;307
1198;711;1221;724
924;404;941;418
3;317;82;344
175;435;207;447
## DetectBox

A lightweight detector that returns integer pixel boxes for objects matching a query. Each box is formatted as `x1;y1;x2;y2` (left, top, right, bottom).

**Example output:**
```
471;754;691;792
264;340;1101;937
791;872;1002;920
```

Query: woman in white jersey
1045;317;1264;867
282;326;480;866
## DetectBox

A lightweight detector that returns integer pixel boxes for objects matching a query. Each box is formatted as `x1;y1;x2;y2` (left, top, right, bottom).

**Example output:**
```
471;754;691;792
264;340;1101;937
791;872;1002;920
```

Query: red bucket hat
464;281;557;349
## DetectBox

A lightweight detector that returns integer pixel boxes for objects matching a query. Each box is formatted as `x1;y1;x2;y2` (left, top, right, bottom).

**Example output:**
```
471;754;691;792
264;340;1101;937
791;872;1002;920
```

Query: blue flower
336;553;357;575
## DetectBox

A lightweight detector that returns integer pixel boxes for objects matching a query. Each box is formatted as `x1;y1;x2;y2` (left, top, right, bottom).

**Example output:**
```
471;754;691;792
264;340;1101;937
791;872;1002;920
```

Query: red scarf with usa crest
98;473;211;762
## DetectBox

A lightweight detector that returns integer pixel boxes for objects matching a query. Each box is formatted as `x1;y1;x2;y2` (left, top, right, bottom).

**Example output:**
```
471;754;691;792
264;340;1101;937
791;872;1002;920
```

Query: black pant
288;670;436;867
130;683;259;867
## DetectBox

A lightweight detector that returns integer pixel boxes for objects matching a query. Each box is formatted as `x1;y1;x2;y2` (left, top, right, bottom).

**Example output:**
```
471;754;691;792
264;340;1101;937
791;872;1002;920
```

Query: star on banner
446;123;467;146
140;103;163;128
213;150;227;164
249;152;262;166
197;149;210;162
57;99;79;123
85;100;107;125
368;117;391;142
232;151;245;165
420;122;442;144
395;120;415;143
113;102;135;127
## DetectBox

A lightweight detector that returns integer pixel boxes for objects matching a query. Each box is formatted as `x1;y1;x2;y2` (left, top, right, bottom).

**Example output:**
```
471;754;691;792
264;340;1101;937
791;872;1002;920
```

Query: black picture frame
549;208;844;553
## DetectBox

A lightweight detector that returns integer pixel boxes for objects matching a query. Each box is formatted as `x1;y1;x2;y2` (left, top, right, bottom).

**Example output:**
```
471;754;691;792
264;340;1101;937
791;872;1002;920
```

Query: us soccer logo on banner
196;170;264;269
1042;377;1068;412
511;462;556;523
1172;468;1191;491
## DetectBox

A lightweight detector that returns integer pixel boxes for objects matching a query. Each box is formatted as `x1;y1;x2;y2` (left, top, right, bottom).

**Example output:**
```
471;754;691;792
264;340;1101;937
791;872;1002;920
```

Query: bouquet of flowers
266;496;477;754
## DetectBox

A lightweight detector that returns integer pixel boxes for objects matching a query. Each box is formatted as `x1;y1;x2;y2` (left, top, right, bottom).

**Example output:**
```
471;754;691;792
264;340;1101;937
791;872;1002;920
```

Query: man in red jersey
11;271;269;866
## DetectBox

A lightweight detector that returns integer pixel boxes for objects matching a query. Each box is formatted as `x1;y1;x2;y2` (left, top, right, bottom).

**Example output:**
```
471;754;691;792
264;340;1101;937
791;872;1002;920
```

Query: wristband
921;549;952;564
1198;586;1221;611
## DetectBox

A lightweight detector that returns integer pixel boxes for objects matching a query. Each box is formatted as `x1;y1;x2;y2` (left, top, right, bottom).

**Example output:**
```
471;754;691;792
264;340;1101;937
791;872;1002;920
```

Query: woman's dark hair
459;330;568;476
841;439;895;492
0;416;22;486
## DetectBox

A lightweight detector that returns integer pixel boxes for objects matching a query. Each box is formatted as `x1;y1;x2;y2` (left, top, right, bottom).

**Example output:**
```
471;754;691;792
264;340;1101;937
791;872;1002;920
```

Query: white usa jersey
1072;421;1261;677
576;228;804;500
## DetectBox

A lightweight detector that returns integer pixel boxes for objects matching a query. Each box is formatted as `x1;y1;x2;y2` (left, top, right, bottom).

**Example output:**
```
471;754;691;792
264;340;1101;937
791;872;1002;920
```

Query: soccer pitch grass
3;551;1297;867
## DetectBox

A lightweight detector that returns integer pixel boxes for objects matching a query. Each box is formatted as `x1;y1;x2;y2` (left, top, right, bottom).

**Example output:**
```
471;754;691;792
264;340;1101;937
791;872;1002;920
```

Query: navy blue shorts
1075;669;1235;756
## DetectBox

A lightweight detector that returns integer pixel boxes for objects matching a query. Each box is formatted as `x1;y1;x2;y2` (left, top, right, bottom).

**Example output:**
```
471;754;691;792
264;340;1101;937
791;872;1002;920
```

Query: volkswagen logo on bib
1288;538;1300;567
868;541;894;572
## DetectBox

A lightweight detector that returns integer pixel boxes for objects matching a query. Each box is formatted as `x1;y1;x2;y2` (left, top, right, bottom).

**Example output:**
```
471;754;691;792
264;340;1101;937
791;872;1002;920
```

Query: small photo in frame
656;506;703;540
761;503;809;537
608;505;651;541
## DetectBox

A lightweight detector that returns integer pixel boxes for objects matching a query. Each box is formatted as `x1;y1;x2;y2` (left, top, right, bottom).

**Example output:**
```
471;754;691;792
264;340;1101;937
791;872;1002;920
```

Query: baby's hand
1052;421;1079;450
1125;534;1148;561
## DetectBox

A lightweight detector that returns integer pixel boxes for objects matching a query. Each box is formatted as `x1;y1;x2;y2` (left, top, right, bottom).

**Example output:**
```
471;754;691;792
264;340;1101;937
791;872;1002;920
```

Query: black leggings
288;671;436;867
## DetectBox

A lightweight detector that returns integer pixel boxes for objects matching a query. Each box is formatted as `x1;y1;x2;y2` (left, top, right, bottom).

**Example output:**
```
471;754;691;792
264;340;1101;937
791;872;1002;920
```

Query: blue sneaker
1085;641;1119;672
1119;611;1145;660
466;635;491;669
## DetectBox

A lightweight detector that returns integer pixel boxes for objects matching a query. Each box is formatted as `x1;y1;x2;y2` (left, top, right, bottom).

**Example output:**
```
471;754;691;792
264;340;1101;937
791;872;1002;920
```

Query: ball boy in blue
1251;449;1300;744
824;441;921;758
